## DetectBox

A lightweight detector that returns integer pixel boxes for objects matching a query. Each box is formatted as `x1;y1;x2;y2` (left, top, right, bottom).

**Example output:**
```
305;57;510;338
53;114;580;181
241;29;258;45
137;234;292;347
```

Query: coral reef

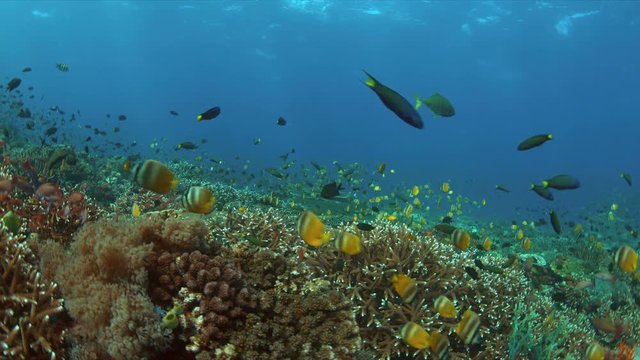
38;211;208;360
0;229;67;360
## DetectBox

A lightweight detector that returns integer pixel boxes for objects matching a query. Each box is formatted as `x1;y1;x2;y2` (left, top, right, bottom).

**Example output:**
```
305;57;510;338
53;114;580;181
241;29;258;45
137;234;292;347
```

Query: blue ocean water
1;0;639;222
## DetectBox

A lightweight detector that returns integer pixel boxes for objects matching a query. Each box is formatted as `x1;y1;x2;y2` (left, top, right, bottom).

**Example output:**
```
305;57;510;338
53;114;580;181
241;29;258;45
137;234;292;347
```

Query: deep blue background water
2;1;640;222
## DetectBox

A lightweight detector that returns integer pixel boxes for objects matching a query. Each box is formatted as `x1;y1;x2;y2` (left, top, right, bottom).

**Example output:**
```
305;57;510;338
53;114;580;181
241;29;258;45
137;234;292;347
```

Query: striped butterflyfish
133;159;178;194
399;321;430;350
391;274;417;303
182;186;215;214
335;232;362;256
297;211;325;247
455;309;480;345
614;245;638;273
451;228;471;250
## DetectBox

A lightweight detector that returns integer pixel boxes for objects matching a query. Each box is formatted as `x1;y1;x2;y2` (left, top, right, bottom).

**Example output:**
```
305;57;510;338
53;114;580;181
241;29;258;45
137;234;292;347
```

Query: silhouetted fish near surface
55;63;69;72
495;184;510;192
118;115;127;121
276;116;287;126
542;175;580;190
22;67;32;72
363;70;423;129
176;142;198;150
169;110;179;116
197;106;221;121
620;172;632;186
320;181;342;199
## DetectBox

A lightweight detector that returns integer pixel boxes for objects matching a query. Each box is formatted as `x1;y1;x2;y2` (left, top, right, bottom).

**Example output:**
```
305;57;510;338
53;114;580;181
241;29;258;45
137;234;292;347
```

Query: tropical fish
197;106;221;121
276;116;286;126
335;232;362;255
434;295;457;319
464;266;479;280
182;186;215;214
441;182;451;193
265;167;285;179
495;184;510;192
399;322;430;349
517;134;552;151
521;237;531;251
456;309;480;345
614;245;638;273
55;63;69;72
6;78;21;91
363;70;423;129
132;159;178;194
620;172;632;186
429;330;450;360
482;236;492;251
584;342;606;360
386;215;397;221
391;274;417;303
356;222;374;231
297;211;326;247
320;182;342;199
451;228;471;250
253;137;261;145
531;183;553;201
416;92;455;117
132;203;141;217
377;162;386;174
411;185;420;196
177;142;198;150
542;175;580;190
549;210;561;234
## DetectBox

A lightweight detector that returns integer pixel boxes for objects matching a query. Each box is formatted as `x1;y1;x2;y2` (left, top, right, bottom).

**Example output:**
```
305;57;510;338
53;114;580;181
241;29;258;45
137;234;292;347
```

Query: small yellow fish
441;182;450;193
391;274;417;303
434;295;457;319
374;185;381;192
521;237;531;252
411;185;420;197
611;203;619;211
615;245;638;272
482;236;492;251
516;229;524;241
335;232;361;255
386;215;397;221
456;309;480;345
608;211;615;222
132;203;141;217
413;197;421;207
404;204;413;219
451;229;470;251
430;330;449;360
400;322;430;350
238;207;247;213
297;211;325;247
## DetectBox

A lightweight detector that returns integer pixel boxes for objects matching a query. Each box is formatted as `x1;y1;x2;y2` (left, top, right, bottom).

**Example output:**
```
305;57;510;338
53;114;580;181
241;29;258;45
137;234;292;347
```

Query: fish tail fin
414;95;423;110
362;70;376;87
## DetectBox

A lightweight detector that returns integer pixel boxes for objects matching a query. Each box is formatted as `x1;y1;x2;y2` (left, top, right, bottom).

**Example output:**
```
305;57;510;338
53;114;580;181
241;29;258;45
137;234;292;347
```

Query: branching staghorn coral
1;230;67;360
305;222;532;359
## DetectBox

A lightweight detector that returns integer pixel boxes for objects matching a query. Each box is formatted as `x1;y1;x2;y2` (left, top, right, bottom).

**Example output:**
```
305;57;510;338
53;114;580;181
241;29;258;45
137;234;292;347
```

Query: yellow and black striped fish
133;159;178;194
614;245;638;273
297;211;325;247
391;274;417;303
451;228;471;250
335;232;362;255
429;330;450;360
182;186;215;214
456;309;480;345
399;321;430;350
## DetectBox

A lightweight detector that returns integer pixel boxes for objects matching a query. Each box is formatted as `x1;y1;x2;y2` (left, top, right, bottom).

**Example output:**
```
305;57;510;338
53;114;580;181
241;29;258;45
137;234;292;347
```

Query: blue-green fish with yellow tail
363;71;423;129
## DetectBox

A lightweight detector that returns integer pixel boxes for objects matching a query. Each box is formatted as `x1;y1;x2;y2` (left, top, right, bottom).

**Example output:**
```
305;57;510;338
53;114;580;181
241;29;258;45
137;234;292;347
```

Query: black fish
620;172;632;186
276;116;287;126
495;184;510;192
372;206;380;213
464;266;479;280
531;184;553;201
550;210;561;234
356;223;375;231
542;175;580;190
85;136;92;142
320;181;342;199
442;216;453;224
197;106;221;121
363;70;423;129
177;142;198;150
6;78;21;91
18;109;31;118
118;114;127;121
113;127;120;133
45;127;57;136
22;67;32;72
169;110;179;116
517;134;552;151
